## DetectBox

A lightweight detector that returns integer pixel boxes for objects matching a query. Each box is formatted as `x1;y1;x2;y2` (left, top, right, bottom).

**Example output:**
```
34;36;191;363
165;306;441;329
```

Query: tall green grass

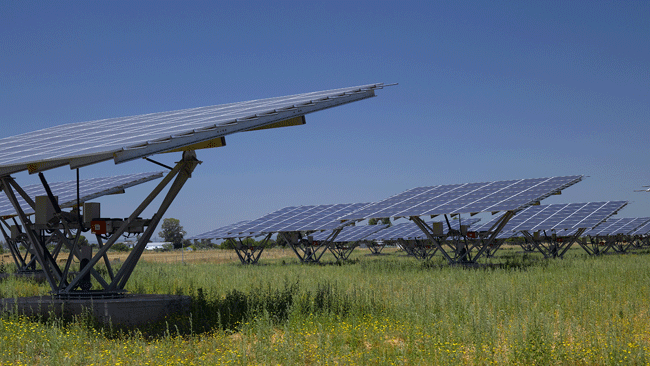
1;248;649;364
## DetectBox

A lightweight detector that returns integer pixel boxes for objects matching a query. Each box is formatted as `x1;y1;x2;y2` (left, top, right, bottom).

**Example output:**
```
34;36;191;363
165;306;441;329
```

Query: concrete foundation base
0;294;191;326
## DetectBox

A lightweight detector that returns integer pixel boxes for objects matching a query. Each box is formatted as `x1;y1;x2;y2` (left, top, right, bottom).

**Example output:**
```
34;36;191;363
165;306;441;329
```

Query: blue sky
1;1;649;239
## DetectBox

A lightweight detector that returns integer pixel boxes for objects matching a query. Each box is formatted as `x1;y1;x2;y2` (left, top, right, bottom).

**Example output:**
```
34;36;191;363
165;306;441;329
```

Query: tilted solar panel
339;176;583;221
227;203;371;235
474;201;627;233
365;222;412;241
310;224;388;242
263;203;367;232
0;84;390;175
583;218;650;236
229;206;302;235
632;221;650;236
189;221;251;240
0;172;163;218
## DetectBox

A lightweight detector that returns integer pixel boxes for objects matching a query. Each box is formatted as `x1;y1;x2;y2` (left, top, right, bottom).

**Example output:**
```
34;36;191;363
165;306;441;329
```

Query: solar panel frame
0;172;164;218
0;84;389;175
339;176;583;221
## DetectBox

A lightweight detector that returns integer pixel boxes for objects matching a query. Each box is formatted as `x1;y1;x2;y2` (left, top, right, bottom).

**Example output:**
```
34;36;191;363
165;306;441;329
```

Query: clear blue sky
1;1;649;239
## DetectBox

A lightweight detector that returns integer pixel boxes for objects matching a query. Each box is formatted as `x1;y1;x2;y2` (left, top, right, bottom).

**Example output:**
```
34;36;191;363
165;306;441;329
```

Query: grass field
0;246;649;365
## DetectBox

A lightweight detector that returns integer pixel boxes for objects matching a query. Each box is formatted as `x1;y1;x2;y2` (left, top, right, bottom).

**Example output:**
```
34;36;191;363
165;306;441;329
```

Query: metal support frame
629;235;649;250
478;237;507;258
281;226;345;263
585;234;635;255
0;151;200;298
577;235;609;255
576;233;640;256
411;211;515;264
514;238;536;253
327;240;359;262
520;228;585;258
398;238;438;260
365;240;386;255
229;233;272;265
0;218;31;271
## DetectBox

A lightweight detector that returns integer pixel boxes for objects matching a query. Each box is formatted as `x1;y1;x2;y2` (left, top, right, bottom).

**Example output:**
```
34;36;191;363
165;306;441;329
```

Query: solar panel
0;84;390;175
339;176;583;221
585;218;650;236
473;201;628;233
228;203;371;235
632;221;650;236
190;220;250;240
0;172;163;218
228;206;303;235
310;224;388;242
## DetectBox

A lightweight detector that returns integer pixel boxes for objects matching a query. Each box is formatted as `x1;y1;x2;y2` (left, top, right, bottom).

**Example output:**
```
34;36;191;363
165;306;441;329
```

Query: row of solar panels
1;172;647;244
187;177;648;242
191;175;583;239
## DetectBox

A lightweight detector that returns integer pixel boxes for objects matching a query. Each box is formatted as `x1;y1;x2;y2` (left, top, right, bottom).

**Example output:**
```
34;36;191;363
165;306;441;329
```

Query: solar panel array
0;84;388;175
365;218;481;241
583;217;650;236
310;224;388;242
216;203;372;237
473;201;628;234
0;172;163;218
339;176;583;221
190;221;251;240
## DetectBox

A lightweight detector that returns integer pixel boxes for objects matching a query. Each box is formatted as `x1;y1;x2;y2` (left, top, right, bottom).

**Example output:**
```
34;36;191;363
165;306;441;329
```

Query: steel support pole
557;228;586;258
0;220;25;270
63;151;198;294
111;152;199;291
472;211;516;262
412;217;453;264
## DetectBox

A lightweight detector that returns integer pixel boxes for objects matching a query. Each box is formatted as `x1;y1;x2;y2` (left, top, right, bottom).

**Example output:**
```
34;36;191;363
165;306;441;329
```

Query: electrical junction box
35;195;57;225
460;225;469;236
430;222;444;236
91;218;124;235
10;225;21;240
91;220;107;235
83;202;101;225
466;231;478;239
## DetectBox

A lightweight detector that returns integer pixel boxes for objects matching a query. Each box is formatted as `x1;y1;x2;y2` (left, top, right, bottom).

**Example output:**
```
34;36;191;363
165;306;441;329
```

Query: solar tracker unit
0;84;390;176
229;203;371;235
310;224;388;242
190;221;251;240
0;172;163;218
339;176;583;221
473;201;628;234
584;218;650;236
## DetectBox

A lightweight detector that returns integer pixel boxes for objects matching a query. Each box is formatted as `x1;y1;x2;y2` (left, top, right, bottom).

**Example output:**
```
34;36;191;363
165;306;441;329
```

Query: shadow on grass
97;279;376;339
